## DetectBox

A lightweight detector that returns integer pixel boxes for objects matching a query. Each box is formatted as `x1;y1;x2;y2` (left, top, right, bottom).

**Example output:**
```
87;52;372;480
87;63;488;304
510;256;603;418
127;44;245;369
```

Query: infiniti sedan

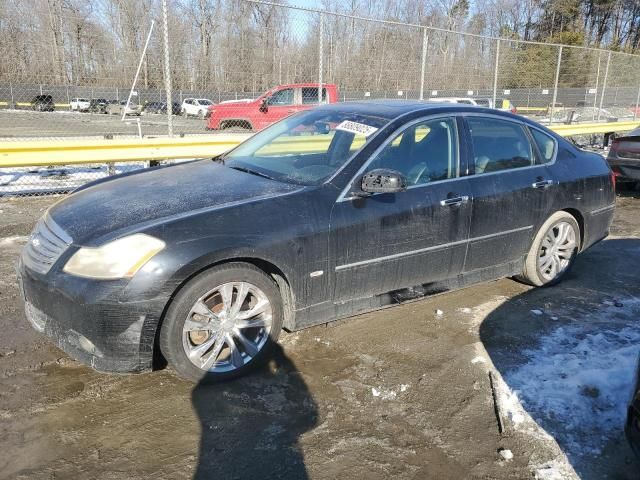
18;101;615;382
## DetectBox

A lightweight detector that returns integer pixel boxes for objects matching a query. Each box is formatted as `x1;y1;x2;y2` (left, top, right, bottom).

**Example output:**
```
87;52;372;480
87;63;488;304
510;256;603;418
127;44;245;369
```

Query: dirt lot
0;191;639;480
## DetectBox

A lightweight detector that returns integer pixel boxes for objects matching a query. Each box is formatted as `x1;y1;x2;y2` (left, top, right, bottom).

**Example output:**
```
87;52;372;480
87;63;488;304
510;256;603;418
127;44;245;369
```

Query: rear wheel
519;211;581;287
159;263;283;383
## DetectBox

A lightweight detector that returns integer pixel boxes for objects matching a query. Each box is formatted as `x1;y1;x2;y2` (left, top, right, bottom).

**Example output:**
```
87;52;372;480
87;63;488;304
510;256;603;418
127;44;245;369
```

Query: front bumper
17;259;167;373
626;357;640;458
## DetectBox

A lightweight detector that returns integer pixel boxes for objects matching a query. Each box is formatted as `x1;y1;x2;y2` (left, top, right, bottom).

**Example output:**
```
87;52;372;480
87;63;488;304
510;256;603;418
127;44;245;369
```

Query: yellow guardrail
550;120;638;136
0;135;251;168
516;106;547;113
0;101;70;108
0;121;638;168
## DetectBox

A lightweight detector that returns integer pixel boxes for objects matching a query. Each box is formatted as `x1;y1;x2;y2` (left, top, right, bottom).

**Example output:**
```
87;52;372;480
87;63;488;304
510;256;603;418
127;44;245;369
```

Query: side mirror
356;168;407;196
260;98;268;112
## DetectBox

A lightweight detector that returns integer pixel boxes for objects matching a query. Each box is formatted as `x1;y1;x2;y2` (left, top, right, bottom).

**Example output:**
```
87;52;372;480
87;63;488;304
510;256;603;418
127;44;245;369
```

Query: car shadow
480;238;640;479
191;343;318;480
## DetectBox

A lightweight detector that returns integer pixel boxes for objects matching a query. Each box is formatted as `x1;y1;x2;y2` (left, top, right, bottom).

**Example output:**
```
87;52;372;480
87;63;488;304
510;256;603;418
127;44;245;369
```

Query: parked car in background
607;127;640;187
206;83;339;131
106;101;141;116
427;97;477;105
89;99;108;114
143;101;165;114
18;101;615;383
181;98;214;118
473;97;518;114
30;95;55;112
144;101;181;115
69;98;90;112
626;354;640;458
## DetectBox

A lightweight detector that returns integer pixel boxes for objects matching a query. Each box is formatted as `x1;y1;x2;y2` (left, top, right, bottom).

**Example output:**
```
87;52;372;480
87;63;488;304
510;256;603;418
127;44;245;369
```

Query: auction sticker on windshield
336;120;378;137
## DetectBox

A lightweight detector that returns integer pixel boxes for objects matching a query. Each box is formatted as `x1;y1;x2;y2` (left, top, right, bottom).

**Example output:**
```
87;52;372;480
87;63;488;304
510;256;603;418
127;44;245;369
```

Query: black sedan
608;127;640;187
17;101;615;382
627;354;640;458
143;101;181;115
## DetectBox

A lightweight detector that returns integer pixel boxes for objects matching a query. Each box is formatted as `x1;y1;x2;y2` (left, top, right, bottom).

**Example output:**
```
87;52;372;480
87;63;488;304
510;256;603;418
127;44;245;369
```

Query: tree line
0;0;638;95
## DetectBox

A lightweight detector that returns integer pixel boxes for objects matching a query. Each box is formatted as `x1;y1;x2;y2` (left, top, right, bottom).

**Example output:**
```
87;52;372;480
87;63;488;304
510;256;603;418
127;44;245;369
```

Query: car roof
315;100;523;122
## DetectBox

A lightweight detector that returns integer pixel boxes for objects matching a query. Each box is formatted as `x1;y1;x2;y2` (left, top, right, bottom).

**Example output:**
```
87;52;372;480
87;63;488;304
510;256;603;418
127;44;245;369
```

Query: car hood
48;160;301;246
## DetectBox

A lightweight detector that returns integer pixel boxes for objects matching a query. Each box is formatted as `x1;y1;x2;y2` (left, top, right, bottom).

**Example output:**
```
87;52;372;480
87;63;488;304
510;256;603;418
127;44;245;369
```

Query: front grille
22;214;72;275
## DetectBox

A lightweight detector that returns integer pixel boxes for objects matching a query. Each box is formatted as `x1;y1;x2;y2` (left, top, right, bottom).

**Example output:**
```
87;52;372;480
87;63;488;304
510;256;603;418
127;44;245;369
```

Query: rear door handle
287;109;295;113
440;195;469;207
532;179;554;189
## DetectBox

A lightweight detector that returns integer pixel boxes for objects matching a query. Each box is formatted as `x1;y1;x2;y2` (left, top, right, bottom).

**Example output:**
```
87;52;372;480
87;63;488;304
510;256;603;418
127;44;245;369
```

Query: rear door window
467;117;534;174
301;88;327;104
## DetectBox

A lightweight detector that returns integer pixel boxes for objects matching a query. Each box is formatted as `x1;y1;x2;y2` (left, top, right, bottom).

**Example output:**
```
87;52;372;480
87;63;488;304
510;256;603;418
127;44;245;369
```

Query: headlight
63;233;165;280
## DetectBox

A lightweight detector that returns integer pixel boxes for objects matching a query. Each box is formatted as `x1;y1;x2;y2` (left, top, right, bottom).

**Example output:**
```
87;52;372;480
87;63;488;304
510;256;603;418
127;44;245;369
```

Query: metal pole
162;0;173;136
10;83;13;106
550;45;563;125
593;51;601;120
634;83;640;121
492;39;500;108
318;13;324;105
122;20;155;122
598;51;611;122
419;28;428;101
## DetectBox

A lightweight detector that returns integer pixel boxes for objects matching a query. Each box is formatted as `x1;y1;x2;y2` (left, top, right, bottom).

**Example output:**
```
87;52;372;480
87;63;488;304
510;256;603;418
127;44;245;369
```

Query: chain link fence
1;0;640;195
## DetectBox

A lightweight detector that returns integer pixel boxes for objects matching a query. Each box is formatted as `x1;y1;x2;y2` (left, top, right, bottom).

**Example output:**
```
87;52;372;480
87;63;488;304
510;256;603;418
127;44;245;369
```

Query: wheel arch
561;207;585;250
151;256;295;369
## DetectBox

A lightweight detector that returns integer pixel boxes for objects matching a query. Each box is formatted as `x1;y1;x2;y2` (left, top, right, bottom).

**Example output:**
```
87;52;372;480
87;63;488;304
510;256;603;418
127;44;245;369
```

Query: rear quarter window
529;127;557;164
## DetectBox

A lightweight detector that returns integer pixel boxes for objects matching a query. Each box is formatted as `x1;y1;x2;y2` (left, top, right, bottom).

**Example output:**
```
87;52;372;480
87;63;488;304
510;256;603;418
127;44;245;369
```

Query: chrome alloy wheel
537;221;577;281
182;282;273;373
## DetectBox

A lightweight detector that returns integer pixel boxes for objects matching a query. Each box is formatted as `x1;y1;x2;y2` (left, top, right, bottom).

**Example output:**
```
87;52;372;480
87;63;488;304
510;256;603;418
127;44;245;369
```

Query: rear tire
518;211;581;287
159;263;283;383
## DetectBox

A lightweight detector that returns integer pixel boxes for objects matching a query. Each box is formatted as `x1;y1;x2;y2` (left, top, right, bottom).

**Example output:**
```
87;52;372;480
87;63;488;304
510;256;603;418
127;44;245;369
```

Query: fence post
592;51;601;120
550;45;563;126
419;27;428;100
597;51;611;122
10;83;14;106
162;0;173;137
492;39;500;107
318;13;324;105
634;83;640;121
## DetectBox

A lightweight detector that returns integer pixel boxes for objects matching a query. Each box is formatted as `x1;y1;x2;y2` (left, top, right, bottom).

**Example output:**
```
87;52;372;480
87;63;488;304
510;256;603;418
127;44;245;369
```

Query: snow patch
371;384;409;400
505;298;640;457
0;235;28;248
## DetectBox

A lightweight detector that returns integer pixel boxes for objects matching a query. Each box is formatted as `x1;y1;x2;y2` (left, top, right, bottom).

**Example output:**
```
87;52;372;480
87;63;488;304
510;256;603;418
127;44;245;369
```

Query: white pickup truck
69;98;90;112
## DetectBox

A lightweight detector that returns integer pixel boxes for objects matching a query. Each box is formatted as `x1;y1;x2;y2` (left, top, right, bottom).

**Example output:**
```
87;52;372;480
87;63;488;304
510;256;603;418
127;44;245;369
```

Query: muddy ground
0;191;639;480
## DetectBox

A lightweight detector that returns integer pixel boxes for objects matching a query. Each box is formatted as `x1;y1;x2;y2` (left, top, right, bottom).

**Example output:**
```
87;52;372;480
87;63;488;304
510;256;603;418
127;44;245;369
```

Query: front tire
159;263;283;383
519;211;581;287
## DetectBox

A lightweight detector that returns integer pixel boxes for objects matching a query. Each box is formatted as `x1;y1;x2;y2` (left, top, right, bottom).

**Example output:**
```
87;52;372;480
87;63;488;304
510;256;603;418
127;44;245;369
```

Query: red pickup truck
206;83;339;131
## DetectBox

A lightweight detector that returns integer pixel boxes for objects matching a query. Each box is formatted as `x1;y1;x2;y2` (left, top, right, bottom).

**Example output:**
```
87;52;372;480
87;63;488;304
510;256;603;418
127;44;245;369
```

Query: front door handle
532;179;554;189
287;109;295;113
440;195;469;207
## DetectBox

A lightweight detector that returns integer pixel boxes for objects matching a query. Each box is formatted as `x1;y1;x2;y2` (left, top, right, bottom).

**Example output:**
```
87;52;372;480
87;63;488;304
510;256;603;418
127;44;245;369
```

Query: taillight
610;169;617;191
609;138;620;153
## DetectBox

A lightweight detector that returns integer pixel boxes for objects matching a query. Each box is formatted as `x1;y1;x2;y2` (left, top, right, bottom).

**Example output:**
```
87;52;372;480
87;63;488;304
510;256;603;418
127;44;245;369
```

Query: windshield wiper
228;165;276;181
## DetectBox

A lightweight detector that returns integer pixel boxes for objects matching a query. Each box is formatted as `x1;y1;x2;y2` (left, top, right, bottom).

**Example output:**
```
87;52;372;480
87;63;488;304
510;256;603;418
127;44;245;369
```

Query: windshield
223;108;389;185
198;99;213;105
